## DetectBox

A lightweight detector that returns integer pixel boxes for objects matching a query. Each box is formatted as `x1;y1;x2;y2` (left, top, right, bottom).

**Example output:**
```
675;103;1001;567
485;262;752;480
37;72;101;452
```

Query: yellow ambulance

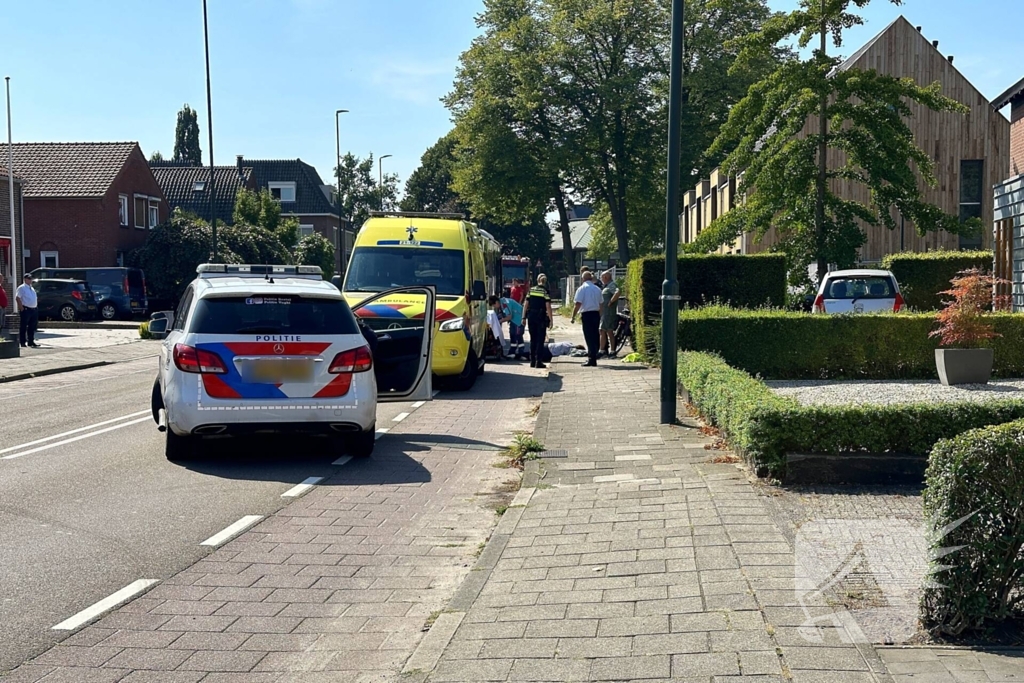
342;212;501;390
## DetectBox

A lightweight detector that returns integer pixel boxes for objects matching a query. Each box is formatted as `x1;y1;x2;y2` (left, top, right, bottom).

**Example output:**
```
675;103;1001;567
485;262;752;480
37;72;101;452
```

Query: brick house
993;76;1024;177
8;142;167;269
150;157;257;226
0;167;25;320
241;157;346;273
682;17;1010;261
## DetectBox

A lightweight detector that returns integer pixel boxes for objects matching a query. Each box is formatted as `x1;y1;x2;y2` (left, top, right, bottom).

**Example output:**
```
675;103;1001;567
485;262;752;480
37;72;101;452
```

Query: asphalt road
0;358;425;674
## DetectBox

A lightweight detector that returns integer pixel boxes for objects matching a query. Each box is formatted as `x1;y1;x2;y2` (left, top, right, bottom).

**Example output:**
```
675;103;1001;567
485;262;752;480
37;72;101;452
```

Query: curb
402;458;541;680
40;322;141;331
0;361;111;384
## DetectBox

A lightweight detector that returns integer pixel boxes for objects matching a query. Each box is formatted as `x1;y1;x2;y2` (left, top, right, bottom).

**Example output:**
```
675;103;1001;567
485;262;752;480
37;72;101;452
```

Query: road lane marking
432;390;440;398
375;428;389;440
411;401;426;408
281;477;324;498
1;416;153;461
201;515;264;547
0;410;150;455
332;455;352;466
393;412;410;423
52;579;159;631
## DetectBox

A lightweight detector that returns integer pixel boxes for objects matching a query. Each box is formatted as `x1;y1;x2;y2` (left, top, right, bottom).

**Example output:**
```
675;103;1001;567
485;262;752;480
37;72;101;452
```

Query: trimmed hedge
678;306;1024;379
628;253;787;358
922;420;1024;636
881;250;993;311
678;352;1024;477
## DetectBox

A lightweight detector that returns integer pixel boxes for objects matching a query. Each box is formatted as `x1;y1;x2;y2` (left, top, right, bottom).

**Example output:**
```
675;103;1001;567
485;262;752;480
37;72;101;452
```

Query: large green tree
334;153;400;229
293;233;336;280
233;188;300;251
400;132;467;214
173;104;202;165
697;0;972;284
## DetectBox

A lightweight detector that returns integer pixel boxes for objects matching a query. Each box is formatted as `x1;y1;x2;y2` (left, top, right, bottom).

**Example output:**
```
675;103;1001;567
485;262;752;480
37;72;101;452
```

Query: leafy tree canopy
293;233;336;280
400;132;467;214
173;104;202;165
335;153;400;228
149;150;164;162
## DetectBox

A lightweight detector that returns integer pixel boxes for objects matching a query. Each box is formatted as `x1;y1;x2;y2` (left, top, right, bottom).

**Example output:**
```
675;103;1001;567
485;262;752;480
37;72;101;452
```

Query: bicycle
612;310;633;355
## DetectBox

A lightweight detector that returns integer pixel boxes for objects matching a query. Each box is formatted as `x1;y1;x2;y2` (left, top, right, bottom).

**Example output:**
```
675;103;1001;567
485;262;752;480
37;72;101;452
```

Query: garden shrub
881;250;993;311
628;253;787;358
678;352;1024;477
921;419;1024;636
678;306;1024;379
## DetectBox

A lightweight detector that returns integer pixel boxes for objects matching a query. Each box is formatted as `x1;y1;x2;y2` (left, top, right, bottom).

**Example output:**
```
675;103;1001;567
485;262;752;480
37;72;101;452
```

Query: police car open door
351;286;435;403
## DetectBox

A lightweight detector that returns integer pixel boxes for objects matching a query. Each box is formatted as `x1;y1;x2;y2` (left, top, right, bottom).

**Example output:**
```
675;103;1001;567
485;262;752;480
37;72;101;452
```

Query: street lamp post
335;109;348;277
378;154;392;212
659;0;685;424
202;0;218;261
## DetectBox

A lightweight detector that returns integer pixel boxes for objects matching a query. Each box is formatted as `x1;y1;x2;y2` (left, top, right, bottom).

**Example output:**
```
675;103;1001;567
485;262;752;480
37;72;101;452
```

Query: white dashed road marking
392;412;410;423
52;579;159;631
281;477;324;498
0;410;150;456
201;515;264;547
2;416;153;461
375;428;389;440
332;455;352;467
411;401;426;408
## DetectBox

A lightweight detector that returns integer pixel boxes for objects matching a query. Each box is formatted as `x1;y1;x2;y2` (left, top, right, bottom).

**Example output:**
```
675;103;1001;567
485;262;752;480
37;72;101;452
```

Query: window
40;251;59;268
189;296;360;335
299;224;315;238
345;247;466;296
118;195;129;227
959;160;984;249
134;196;147;229
268;181;296;203
172;287;194;331
148;199;160;228
193;181;206;192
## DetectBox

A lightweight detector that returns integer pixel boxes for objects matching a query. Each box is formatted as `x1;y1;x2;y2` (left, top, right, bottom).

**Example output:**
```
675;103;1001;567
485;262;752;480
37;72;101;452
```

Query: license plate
87;305;95;310
243;360;314;384
131;301;139;308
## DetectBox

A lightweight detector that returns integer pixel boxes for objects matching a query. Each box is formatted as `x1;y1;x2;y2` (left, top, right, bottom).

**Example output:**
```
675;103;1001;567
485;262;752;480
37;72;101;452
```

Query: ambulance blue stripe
197;342;289;399
421;241;444;247
376;240;401;245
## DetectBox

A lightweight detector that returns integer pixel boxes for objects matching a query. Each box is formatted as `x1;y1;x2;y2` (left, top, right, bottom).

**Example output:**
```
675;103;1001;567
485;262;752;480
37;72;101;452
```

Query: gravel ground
766;379;1024;406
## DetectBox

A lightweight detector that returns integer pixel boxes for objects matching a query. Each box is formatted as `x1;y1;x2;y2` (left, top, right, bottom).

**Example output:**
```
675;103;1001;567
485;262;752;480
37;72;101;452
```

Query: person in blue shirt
490;295;527;359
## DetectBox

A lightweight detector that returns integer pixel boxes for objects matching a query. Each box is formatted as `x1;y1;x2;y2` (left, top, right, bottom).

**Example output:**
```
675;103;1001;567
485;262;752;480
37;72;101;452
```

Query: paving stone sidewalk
0;329;157;382
1;361;548;683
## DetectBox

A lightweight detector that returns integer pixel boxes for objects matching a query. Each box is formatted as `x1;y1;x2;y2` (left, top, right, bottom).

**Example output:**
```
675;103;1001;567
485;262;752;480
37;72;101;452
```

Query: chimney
236;154;244;177
916;26;922;32
948;55;954;64
932;40;939;48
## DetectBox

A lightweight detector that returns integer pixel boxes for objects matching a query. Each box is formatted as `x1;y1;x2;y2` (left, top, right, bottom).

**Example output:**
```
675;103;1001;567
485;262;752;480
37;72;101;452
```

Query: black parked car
32;279;98;321
31;267;147;320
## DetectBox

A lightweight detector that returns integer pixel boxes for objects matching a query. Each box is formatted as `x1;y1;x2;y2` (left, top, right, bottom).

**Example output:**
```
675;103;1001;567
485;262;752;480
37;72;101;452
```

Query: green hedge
922;420;1024;636
881;250;993;311
628;253;787;358
678;352;1024;477
678;306;1024;379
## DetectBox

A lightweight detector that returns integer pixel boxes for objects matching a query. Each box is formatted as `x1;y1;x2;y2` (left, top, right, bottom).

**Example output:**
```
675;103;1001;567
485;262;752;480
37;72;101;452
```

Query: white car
149;264;435;461
813;269;904;314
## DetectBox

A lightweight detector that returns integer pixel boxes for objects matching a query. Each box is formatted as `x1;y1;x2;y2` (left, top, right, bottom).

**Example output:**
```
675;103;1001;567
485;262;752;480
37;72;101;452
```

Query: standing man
509;277;527;304
508;277;527;354
599;270;620;357
498;292;525;359
16;273;40;348
522;274;553;369
570;271;602;367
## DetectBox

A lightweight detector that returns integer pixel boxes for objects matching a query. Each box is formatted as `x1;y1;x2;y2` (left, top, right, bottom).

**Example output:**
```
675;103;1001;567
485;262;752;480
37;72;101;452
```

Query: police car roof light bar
197;264;323;279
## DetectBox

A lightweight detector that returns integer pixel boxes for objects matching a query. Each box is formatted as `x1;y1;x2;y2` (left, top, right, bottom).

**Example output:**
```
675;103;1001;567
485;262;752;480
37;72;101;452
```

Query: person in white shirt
570;271;603;366
16;273;40;348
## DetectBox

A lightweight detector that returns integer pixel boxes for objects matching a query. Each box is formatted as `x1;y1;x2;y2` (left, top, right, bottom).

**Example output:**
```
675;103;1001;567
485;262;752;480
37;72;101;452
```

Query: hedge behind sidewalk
881;250;993;311
922;419;1024;636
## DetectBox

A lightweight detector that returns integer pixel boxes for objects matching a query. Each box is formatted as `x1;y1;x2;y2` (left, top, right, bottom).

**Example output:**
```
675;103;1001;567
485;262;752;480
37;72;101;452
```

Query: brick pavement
1;359;548;682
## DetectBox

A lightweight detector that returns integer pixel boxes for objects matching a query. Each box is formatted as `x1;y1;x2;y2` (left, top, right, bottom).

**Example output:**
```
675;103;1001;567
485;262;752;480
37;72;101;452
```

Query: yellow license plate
246;360;313;384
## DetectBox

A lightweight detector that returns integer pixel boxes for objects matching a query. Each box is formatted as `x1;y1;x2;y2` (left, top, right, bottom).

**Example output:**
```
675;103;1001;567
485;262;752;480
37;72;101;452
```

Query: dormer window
268;181;296;202
193;181;207;192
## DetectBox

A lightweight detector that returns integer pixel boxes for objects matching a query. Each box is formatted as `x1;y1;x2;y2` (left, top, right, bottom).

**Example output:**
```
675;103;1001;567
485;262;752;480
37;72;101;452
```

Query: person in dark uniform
522;274;553;369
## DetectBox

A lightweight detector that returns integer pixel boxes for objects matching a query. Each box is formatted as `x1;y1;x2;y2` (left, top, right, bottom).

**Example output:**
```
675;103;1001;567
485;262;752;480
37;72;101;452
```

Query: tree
699;0;972;284
482;218;552;268
293;233;336;280
334;153;400;228
149;150;164;162
219;224;292;266
233;188;282;232
173;104;202;165
400;132;467;214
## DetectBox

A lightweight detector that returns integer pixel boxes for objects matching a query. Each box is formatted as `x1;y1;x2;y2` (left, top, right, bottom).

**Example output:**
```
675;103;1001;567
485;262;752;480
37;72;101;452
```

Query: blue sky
3;0;1021;191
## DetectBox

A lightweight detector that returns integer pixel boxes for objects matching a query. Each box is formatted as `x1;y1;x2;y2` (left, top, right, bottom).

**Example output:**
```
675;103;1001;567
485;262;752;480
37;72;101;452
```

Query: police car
148;264;435;461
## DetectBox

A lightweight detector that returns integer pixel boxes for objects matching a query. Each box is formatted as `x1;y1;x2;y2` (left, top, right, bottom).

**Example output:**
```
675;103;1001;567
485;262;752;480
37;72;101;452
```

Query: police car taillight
328;346;372;374
173;344;228;374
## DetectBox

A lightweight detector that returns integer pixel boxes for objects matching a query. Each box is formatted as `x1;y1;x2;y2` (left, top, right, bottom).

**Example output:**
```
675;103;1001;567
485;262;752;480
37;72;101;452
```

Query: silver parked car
813;269;904;314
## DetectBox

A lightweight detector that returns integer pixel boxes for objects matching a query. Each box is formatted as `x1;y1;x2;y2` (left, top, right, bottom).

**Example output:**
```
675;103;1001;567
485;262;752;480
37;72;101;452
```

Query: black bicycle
612;310;634;355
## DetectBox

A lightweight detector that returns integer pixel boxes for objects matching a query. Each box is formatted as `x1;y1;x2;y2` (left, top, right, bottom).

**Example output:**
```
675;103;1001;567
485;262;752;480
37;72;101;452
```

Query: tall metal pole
378;154;392;212
659;0;684;425
202;0;218;261
335;109;348;278
814;0;827;283
5;77;16;290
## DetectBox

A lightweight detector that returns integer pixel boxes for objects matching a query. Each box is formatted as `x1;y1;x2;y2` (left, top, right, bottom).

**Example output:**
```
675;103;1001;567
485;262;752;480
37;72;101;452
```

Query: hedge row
922;419;1024;636
881;250;993;311
678;352;1024;477
628;253;787;357
678;306;1024;379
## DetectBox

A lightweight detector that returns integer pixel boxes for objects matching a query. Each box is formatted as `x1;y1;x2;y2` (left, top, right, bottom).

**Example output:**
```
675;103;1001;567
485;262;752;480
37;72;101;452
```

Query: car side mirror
148;317;169;340
472;280;487;301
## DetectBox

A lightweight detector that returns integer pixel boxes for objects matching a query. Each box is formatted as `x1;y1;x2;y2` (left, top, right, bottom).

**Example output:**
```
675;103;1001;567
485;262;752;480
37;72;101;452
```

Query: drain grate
541;449;568;459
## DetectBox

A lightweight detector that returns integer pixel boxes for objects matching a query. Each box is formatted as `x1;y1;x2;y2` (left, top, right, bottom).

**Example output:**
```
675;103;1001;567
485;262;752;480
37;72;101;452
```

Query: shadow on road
439;363;562;400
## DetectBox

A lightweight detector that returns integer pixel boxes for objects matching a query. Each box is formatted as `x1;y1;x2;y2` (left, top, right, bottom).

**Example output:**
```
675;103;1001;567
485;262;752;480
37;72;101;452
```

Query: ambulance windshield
345;247;466;296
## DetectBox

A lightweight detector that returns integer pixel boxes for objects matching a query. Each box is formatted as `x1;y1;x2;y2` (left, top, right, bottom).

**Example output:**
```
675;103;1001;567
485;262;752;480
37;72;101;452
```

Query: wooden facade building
682;16;1010;262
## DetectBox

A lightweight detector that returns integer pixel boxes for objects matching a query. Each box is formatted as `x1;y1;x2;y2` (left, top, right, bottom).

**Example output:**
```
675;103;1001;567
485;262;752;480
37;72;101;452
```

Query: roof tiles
8;142;138;198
